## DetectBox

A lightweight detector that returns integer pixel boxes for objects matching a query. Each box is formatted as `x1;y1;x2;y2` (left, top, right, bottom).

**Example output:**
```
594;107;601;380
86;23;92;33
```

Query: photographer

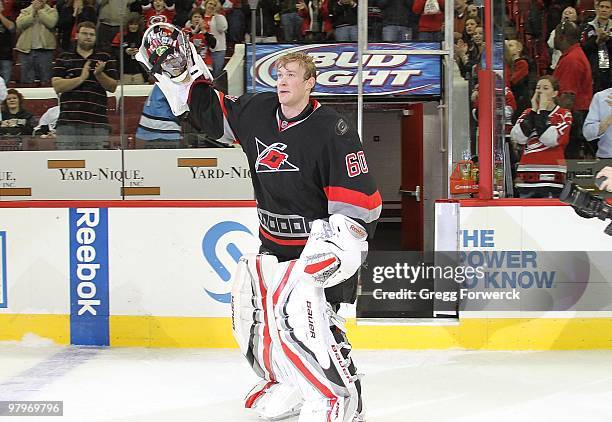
560;166;612;235
510;75;573;198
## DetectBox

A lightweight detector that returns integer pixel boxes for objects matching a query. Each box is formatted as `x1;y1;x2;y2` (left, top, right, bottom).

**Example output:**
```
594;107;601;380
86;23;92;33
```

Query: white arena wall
1;197;611;350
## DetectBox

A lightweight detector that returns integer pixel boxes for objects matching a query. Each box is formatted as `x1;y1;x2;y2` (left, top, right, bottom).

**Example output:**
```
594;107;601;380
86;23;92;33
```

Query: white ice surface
1;341;612;421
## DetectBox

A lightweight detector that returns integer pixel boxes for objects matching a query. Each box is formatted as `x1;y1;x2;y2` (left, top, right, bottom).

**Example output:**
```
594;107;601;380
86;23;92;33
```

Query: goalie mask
137;23;193;81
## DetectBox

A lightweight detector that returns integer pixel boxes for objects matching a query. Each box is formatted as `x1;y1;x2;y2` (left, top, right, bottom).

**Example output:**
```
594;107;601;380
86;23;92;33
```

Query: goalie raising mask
137;23;381;422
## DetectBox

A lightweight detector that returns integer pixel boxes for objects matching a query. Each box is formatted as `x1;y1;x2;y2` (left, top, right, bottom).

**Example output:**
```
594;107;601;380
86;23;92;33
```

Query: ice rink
1;336;612;422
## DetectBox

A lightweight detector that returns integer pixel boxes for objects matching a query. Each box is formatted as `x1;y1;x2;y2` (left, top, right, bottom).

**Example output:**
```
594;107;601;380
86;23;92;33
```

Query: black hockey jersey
187;82;382;303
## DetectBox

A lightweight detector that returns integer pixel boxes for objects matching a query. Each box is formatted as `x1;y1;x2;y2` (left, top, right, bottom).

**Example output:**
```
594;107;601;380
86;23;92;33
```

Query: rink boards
0;200;611;350
0;149;254;200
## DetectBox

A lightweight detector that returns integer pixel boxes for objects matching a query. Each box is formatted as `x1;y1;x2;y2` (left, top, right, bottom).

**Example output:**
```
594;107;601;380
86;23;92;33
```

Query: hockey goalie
137;23;382;422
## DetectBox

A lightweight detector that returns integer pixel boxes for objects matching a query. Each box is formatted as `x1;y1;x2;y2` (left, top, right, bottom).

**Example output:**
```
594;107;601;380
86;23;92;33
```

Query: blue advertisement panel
246;43;442;97
69;208;110;346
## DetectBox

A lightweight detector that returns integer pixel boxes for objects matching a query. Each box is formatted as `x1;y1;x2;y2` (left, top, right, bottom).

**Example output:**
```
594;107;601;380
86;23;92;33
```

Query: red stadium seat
0;138;22;151
25;98;58;119
579;9;596;22
535;40;550;76
577;0;595;15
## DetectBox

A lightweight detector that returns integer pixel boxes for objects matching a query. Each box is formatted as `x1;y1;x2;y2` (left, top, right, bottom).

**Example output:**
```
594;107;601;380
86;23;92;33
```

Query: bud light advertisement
246;43;442;97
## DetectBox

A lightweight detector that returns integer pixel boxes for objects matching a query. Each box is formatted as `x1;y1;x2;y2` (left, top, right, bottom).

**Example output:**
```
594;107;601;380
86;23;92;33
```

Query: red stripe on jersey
218;90;230;119
277;100;322;132
255;256;276;383
218;91;241;144
278;119;297;132
324;186;382;210
259;226;308;246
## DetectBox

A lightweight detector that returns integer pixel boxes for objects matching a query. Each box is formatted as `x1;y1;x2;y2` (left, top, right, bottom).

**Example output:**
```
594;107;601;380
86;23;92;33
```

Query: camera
559;181;612;236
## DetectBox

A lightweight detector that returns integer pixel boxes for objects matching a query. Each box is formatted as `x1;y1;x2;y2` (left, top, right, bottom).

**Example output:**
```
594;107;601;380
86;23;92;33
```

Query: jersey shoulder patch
316;105;354;139
335;118;349;136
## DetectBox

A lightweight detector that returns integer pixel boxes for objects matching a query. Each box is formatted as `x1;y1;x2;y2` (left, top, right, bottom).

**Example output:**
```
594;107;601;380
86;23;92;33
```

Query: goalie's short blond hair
276;52;317;80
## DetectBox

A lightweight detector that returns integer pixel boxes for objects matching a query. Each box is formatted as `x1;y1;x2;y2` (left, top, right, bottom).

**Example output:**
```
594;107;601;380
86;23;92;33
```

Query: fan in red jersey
511;75;574;198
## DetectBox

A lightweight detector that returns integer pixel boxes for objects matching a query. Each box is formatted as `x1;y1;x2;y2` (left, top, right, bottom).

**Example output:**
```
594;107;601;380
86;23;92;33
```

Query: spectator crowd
453;0;611;197
0;0;608;171
0;0;449;88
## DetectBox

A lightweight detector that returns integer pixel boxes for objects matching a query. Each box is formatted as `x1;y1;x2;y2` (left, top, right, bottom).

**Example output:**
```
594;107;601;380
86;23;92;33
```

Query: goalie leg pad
231;253;363;421
268;260;362;422
231;254;273;381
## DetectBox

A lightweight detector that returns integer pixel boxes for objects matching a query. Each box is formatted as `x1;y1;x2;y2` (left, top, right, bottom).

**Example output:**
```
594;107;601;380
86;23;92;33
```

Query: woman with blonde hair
203;0;227;78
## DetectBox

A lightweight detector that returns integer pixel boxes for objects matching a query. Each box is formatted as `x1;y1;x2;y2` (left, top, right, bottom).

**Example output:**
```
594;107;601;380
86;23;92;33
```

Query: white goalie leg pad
231;254;302;419
300;214;369;289
267;260;361;422
231;254;271;381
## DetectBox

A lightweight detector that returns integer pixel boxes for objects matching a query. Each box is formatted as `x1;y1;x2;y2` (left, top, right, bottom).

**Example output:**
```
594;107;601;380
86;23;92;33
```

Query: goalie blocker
231;215;367;422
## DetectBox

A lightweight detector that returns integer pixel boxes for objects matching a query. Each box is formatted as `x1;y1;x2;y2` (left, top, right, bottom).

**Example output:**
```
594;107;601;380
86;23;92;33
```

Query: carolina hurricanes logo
150;15;170;25
255;138;300;173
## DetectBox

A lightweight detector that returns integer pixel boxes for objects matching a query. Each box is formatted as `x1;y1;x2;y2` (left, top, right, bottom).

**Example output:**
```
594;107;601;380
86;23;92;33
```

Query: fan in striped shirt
51;21;118;150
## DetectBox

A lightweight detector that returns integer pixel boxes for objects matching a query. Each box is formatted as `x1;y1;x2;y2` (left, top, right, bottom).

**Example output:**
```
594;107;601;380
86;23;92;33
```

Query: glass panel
451;0;507;198
451;1;485;197
492;0;507;197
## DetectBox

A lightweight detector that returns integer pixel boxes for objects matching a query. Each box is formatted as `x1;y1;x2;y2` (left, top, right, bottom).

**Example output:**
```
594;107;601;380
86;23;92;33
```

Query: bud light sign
246;43;441;97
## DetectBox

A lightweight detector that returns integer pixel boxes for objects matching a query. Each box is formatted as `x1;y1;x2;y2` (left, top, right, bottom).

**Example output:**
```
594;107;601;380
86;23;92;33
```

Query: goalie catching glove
300;214;369;289
135;22;213;116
